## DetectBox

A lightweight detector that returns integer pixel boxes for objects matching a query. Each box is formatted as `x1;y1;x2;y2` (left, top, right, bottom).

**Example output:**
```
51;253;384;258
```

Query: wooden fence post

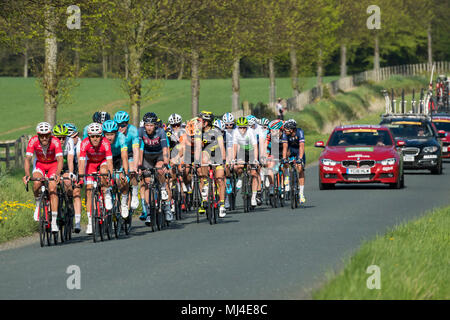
14;140;20;169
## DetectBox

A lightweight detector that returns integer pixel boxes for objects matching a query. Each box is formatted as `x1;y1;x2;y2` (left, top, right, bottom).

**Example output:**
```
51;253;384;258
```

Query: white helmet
168;113;182;125
36;122;51;134
248;117;257;126
87;122;103;136
222;112;234;124
213;119;225;131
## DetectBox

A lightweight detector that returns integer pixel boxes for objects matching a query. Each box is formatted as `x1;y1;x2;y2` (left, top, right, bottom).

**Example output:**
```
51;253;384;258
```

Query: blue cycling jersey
121;124;140;151
286;128;305;159
110;132;128;157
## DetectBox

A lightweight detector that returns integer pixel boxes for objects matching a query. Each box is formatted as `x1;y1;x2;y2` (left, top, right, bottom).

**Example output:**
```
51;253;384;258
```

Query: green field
0;76;339;140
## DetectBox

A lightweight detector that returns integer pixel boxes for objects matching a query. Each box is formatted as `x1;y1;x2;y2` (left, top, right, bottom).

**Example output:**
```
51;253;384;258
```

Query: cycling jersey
109;132;128;157
26;135;63;164
197;126;223;161
121;124;140;154
266;131;287;159
66;136;81;173
232;128;257;151
139;126;168;155
26;135;63;177
286;128;305;161
79;137;113;163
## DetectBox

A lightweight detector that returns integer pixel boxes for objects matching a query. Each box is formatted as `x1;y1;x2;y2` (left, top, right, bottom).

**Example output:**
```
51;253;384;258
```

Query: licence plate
444;147;448;152
347;168;371;174
403;155;415;162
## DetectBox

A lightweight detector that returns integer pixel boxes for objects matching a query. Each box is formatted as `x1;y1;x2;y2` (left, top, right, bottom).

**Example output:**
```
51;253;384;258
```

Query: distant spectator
276;98;286;120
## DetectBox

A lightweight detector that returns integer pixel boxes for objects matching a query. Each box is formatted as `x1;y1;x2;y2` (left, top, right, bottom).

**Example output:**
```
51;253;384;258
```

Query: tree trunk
427;24;432;69
191;48;200;118
129;45;142;127
231;56;240;112
23;41;28;78
340;43;347;78
74;46;80;77
155;57;159;79
317;48;323;89
43;6;58;126
124;50;129;80
269;57;276;105
177;55;185;80
102;48;108;79
289;47;299;97
374;34;380;72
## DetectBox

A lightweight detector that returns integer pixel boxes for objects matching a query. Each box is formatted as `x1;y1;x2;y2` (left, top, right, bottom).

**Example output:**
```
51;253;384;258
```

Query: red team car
315;125;405;189
431;113;450;158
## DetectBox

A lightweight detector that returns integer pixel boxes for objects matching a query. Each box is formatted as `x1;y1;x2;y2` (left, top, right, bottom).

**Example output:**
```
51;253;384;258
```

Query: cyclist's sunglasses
172;123;181;127
90;135;102;139
118;122;128;128
225;124;234;128
38;133;51;139
56;136;67;141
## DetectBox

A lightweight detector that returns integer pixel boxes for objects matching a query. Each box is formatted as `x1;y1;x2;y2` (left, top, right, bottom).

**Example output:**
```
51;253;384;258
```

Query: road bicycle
26;177;58;247
79;173;111;243
234;161;259;213
57;176;75;242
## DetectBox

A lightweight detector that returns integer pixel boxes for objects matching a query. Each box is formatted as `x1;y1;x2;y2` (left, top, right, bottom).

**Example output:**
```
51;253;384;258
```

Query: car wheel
430;160;442;175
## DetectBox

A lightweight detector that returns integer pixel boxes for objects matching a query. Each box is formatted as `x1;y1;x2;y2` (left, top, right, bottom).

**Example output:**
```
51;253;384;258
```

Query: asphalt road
1;161;450;300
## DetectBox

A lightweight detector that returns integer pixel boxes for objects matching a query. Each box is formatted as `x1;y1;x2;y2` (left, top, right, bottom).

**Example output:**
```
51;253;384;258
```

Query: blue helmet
222;112;234;124
102;120;119;133
114;111;130;124
63;123;78;137
213;119;225;131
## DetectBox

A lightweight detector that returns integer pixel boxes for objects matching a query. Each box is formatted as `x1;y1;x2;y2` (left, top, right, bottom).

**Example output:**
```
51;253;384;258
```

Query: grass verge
312;205;450;299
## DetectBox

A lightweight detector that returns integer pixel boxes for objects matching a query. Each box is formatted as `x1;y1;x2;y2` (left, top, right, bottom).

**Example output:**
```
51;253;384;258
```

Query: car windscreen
328;129;392;147
433;120;450;132
381;121;434;138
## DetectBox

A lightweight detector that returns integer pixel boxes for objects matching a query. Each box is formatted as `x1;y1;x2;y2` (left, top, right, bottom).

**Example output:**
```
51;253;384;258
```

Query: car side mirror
396;140;406;147
315;141;325;148
438;130;446;138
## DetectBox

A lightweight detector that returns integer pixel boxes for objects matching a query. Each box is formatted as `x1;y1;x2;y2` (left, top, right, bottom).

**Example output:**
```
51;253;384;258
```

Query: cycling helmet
222;112;235;124
168;113;182;125
260;118;270;127
284;121;296;130
236;117;249;127
87;122;103;136
268;119;283;130
52;124;69;137
247;116;257;126
113;111;130;124
102;120;119;133
36;122;52;135
143;112;158;124
92;111;111;124
213;119;225;131
63;123;78;137
199;110;214;122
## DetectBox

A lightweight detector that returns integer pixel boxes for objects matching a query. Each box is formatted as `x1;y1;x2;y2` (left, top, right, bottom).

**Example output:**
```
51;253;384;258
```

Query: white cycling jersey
232;127;257;151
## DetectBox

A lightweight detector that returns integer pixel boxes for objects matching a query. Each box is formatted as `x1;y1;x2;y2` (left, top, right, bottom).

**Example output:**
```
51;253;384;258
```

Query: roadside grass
313;205;450;300
0;76;339;140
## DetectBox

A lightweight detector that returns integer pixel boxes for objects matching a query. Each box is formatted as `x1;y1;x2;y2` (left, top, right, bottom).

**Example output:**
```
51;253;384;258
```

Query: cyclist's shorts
85;159;108;185
236;149;256;164
33;161;58;178
143;152;164;169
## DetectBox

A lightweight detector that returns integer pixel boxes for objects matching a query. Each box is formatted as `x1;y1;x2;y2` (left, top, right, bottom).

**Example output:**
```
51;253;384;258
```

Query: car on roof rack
430;113;450;158
314;125;404;189
379;113;443;174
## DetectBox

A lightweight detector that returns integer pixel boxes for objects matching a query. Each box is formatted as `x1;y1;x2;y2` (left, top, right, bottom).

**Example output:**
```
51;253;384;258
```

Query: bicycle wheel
65;200;74;241
92;192;98;243
242;172;248;213
124;210;132;235
105;211;112;240
58;195;65;244
290;169;296;210
38;200;46;247
213;181;218;224
98;200;105;241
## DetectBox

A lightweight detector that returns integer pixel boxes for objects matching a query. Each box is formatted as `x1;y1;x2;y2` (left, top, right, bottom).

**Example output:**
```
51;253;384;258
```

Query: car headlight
321;159;338;166
423;146;438;153
380;158;396;165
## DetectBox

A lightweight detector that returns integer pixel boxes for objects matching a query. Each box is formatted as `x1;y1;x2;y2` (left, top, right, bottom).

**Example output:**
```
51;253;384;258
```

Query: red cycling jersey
26;135;63;163
79;137;113;163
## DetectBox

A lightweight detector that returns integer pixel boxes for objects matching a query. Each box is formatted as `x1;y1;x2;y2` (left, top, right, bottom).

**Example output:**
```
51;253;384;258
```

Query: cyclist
113;111;140;210
247;115;266;205
167;113;186;213
231;117;259;206
138;112;173;225
63;123;83;233
264;119;288;197
283;120;306;204
23;122;63;233
195;111;227;218
82;111;111;139
102;120;130;218
78;123;114;235
222;112;236;209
